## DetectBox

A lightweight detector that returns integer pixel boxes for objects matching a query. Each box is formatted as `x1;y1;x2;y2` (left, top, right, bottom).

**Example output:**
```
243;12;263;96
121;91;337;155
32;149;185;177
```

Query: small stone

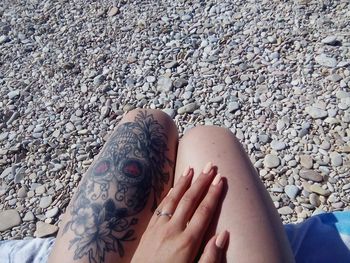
45;207;59;218
81;84;88;93
0;132;8;141
315;54;337;68
164;61;178;69
35;221;58;238
108;6;119;17
177;102;199;114
157;77;173;92
35;185;46;195
23;211;35;221
300;155;313;169
270;140;286;151
321;36;338;46
309;185;330;196
300;170;323;182
309;193;320;207
0;167;12;179
330;152;342;166
7;90;20;99
146;76;156;83
39;196;52;209
173;78;188;88
284;185;299;199
278;206;293;215
305;106;328;119
227;102;240;112
0;210;21;231
0;35;10;44
93;74;105;86
17;187;27;198
162;108;176;118
100;106;110;119
258;134;270;144
264;154;280;168
224;76;232;84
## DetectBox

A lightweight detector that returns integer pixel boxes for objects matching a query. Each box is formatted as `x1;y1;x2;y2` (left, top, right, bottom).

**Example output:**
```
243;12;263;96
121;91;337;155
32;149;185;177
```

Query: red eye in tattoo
122;160;142;177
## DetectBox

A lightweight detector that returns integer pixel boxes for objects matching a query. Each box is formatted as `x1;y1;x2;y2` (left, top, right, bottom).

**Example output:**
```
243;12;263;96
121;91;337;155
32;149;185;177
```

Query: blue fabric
0;237;54;263
0;211;349;262
285;211;350;263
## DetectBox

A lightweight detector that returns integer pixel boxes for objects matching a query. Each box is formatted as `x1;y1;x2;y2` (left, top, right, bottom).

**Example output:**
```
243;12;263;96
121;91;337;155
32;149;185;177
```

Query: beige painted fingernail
215;230;229;248
202;161;213;174
166;188;173;196
182;166;191;177
212;173;222;186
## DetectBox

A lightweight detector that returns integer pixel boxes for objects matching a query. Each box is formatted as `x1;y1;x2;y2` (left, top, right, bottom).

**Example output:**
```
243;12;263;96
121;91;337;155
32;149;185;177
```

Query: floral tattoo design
63;111;172;263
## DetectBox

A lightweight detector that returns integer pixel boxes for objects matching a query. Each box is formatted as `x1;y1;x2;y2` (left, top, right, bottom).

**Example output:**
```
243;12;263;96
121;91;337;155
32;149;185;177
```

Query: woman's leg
175;126;294;263
49;109;178;263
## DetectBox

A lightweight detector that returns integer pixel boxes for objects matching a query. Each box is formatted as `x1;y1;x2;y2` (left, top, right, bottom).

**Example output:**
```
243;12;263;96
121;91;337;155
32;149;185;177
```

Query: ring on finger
156;209;173;219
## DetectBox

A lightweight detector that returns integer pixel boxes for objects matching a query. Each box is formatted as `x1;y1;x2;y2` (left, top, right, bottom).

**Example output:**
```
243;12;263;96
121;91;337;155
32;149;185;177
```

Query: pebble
299;170;323;182
309;185;330;196
17;187;28;198
45;207;59;218
264;154;280;168
177;102;199;114
321;35;338;45
35;221;58;238
300;155;313;169
227;102;240;112
0;210;21;231
157;77;173;92
39;196;53;209
7;90;20;99
315;54;337;68
108;6;119;17
305;106;328;119
270;140;286;151
278;206;293;215
284;185;299;199
330;152;343;166
23;211;35;221
309;193;320;207
0;35;10;44
173;78;188;88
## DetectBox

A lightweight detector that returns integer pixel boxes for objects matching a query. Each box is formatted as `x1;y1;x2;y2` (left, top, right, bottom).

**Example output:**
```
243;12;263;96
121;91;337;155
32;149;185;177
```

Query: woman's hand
131;162;228;263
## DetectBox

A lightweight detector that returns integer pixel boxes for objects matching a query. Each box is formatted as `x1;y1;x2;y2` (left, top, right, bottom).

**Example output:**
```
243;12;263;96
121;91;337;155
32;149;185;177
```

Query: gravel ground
0;0;349;240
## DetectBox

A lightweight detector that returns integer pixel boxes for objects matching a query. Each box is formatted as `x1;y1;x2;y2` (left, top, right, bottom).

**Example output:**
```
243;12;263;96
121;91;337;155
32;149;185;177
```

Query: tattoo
63;111;172;262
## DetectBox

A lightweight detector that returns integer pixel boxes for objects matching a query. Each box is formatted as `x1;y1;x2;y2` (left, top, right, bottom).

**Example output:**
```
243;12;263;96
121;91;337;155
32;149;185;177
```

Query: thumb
198;231;229;263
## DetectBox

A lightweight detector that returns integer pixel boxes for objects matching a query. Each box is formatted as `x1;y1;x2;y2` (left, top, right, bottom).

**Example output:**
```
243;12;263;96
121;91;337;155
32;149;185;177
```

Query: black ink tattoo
63;111;172;263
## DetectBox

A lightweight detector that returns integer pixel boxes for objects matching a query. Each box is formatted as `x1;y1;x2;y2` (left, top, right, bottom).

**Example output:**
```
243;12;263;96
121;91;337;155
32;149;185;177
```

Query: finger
198;231;229;263
148;167;193;227
186;173;223;237
171;162;216;228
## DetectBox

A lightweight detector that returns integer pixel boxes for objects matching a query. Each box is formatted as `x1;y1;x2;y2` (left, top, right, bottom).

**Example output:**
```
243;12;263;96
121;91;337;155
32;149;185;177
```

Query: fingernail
215;230;229;249
166;188;173;196
182;166;191;177
202;161;213;174
212;173;222;186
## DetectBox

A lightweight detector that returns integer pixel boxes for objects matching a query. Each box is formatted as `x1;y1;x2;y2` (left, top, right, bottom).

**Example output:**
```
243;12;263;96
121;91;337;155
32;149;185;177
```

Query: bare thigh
48;109;178;263
174;126;294;263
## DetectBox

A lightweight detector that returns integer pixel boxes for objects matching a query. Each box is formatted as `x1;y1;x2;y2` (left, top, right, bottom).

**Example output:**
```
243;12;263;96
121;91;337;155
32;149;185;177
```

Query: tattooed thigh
62;111;173;263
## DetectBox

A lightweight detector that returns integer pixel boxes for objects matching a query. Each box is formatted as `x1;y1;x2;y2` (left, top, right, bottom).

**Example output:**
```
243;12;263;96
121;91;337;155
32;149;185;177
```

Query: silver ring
156;210;172;218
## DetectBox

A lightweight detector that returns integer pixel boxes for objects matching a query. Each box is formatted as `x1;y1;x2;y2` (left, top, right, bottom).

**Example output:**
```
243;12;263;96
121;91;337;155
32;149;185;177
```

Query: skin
48;109;294;263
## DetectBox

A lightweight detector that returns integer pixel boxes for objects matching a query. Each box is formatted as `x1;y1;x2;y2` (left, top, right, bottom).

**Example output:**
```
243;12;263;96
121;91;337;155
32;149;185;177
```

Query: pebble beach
0;0;349;240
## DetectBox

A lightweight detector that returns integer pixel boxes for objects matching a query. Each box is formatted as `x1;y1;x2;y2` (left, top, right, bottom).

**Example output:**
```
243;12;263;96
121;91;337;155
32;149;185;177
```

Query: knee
182;125;239;145
121;108;178;138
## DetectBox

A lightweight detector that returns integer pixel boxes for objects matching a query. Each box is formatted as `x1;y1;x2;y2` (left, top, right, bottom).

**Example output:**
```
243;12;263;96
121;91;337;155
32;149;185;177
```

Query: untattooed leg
48;109;178;263
174;126;294;263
